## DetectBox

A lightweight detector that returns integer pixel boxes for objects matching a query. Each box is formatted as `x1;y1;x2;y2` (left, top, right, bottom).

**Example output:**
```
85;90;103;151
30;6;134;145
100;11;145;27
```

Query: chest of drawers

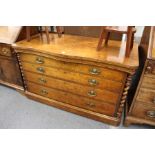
0;26;24;90
14;34;139;126
0;26;39;90
125;26;155;126
125;60;155;126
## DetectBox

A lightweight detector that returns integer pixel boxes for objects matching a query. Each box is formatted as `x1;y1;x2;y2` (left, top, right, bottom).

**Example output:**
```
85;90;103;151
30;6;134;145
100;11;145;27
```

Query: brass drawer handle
89;68;101;75
86;102;96;107
38;78;47;83
146;110;155;118
145;66;152;74
87;90;96;97
88;79;98;86
37;67;45;73
1;47;10;55
36;57;44;64
41;89;48;95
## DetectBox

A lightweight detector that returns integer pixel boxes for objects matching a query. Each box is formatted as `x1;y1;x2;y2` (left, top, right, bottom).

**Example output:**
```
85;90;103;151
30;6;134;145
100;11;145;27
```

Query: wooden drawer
26;81;116;116
141;76;155;90
24;71;120;104
137;88;155;105
0;45;12;57
131;101;155;122
19;53;125;82
0;57;23;86
22;62;124;93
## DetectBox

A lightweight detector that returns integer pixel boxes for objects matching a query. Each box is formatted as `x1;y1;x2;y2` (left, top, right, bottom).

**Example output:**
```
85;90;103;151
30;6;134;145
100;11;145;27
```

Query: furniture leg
45;26;50;44
125;26;133;57
97;27;106;51
56;26;62;38
26;26;31;42
39;26;43;37
130;33;134;49
104;32;110;45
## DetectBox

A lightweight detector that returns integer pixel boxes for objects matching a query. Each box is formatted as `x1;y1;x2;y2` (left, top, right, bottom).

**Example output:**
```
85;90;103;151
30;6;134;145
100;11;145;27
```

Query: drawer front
137;88;155;105
22;62;124;93
0;57;23;86
131;101;155;122
26;81;116;116
24;71;120;104
141;76;155;90
0;45;12;57
19;53;125;82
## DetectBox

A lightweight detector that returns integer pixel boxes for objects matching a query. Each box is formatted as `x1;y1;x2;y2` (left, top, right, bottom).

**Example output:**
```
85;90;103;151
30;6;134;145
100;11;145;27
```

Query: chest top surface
13;34;139;70
0;26;22;44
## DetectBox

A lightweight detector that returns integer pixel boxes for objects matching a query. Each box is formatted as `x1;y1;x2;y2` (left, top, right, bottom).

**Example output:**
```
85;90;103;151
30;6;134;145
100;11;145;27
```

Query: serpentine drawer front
22;62;124;93
26;81;116;116
24;71;120;104
20;53;126;82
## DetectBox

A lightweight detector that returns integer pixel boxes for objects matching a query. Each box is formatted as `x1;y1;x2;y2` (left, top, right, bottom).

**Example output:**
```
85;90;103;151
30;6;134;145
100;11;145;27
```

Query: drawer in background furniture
137;88;155;105
24;71;120;104
0;57;23;86
0;45;12;57
141;76;155;90
22;62;124;93
19;53;126;82
26;81;116;116
131;101;155;122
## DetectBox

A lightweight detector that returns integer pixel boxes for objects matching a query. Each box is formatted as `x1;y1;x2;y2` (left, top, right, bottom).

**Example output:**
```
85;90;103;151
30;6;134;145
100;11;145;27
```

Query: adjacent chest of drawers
14;34;139;126
125;60;155;126
125;26;155;126
0;43;23;90
0;26;36;90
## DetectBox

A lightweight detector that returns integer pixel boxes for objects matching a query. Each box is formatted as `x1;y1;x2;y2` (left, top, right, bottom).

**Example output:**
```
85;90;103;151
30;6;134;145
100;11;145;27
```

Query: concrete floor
0;85;154;129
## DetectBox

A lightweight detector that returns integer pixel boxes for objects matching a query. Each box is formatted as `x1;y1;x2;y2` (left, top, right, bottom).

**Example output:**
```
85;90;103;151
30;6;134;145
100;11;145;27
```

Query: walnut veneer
13;33;139;126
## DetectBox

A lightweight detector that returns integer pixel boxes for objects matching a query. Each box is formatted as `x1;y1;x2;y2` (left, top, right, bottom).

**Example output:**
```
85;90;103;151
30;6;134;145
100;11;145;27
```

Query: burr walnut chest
125;27;155;126
13;33;139;125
